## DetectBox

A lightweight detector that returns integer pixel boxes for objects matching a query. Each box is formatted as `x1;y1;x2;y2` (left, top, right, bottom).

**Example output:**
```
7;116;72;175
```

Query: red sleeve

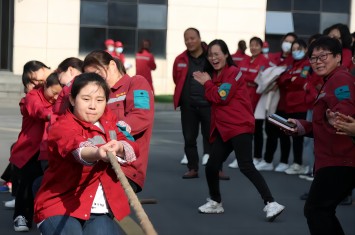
342;48;352;71
53;85;71;115
25;90;51;121
149;54;156;70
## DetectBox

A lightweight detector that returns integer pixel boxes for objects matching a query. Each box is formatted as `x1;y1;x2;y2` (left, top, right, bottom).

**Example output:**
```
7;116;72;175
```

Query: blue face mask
292;50;305;60
262;48;269;54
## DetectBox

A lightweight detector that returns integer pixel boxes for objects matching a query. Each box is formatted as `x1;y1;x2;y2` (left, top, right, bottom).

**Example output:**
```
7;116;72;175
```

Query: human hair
56;57;83;73
138;39;151;53
83;50;126;75
45;72;61;88
206;39;235;74
238;40;247;52
22;60;50;84
292;39;308;50
249;37;263;48
307;36;342;59
308;33;322;46
323;23;352;49
184;27;201;38
281;32;298;43
70;73;110;103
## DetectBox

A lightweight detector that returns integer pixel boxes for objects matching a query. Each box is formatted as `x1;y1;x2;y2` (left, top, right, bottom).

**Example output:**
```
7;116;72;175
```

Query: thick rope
107;152;158;235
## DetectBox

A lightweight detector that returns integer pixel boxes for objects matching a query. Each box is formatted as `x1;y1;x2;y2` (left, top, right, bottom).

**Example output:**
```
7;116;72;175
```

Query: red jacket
10;87;52;168
135;49;156;91
231;50;250;67
204;65;255;142
342;48;352;71
278;58;312;113
34;109;138;223
172;50;189;109
269;52;294;67
239;54;270;110
299;66;355;172
107;74;154;189
53;83;72;115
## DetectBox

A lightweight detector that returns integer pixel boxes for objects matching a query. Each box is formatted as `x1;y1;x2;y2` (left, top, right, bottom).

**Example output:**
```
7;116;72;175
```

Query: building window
79;0;167;58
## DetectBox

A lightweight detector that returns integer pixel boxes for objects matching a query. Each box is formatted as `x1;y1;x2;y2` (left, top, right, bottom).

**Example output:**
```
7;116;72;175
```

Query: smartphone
267;114;297;131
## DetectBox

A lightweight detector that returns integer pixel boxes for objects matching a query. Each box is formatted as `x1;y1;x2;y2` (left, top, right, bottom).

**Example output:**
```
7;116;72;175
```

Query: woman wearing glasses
288;36;355;235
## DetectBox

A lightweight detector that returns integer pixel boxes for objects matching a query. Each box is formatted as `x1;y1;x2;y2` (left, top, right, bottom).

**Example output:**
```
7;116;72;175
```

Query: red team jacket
172;50;189;109
107;74;154;189
10;87;53;168
299;66;355;172
34;109;138;223
231;49;250;67
204;65;255;142
136;49;156;91
239;54;270;110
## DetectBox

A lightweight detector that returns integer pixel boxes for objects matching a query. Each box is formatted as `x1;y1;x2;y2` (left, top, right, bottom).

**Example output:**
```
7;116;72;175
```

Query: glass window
111;0;138;2
138;29;166;57
79;27;106;55
80;2;107;26
139;0;167;4
266;12;294;35
108;29;136;56
293;13;320;36
266;0;291;11
108;2;137;27
294;0;320;11
320;13;349;32
322;0;350;13
138;4;167;29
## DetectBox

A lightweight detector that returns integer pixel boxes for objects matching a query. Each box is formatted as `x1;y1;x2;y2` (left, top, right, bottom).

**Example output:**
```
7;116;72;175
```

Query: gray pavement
0;104;354;235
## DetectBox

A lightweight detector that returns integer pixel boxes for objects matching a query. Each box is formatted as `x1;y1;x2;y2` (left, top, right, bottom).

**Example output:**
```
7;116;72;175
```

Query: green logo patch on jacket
334;85;350;100
218;83;231;100
133;90;150;109
300;66;310;78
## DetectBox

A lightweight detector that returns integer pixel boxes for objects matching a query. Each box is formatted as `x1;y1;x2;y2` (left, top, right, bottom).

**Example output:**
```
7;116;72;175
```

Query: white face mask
262;48;269;54
107;46;114;52
116;47;123;54
281;41;292;53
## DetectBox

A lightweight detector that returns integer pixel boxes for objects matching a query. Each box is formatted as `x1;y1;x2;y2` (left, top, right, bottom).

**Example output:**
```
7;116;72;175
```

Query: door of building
0;0;14;71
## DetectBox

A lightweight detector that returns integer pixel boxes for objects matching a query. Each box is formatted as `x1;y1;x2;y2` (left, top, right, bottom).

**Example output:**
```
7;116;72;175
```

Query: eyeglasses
309;52;333;64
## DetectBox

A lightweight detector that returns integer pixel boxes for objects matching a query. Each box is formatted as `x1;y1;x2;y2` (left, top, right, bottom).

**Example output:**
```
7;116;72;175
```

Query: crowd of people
0;22;355;235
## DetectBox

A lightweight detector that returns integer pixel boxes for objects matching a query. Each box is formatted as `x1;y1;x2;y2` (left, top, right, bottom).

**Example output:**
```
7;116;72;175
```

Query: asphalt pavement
0;104;354;235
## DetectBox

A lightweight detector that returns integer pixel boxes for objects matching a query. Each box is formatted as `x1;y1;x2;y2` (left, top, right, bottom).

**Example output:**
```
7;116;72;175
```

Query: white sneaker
274;163;289;172
228;159;238;168
263;201;285;222
202;154;209;165
253;158;261;166
180;154;188;165
285;163;309;175
198;198;224;214
4;198;15;208
255;160;274;171
14;215;29;232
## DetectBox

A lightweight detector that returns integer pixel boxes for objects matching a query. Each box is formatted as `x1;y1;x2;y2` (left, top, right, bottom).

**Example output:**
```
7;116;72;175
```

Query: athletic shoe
285;163;309;175
198;198;224;214
182;169;198;179
255;160;274;171
299;173;314;181
202;154;209;165
228;159;238;168
180;154;188;165
0;185;9;193
274;163;289;172
14;215;29;232
4;198;15;208
263;201;285;222
253;158;261;166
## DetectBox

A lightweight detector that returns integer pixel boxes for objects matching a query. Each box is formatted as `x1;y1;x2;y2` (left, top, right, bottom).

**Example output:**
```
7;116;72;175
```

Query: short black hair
307;36;342;59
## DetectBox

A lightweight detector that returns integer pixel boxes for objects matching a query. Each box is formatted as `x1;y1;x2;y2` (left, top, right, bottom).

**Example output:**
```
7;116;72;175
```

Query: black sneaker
14;215;29;232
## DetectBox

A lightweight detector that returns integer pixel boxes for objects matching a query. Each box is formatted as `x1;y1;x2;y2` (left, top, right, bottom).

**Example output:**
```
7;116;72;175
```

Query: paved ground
0;105;354;235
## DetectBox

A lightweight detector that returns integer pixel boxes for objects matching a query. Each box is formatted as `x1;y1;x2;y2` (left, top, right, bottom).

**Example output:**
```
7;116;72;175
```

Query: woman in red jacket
193;39;285;221
34;73;138;235
10;74;62;232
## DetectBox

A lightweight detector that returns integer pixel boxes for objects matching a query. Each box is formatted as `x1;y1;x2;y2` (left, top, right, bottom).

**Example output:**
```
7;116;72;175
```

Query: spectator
231;39;250;67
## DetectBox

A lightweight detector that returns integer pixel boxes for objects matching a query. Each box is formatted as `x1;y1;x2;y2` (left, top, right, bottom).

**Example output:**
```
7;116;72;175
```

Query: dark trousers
206;132;274;203
304;166;355;235
253;119;264;159
180;105;211;171
13;152;43;225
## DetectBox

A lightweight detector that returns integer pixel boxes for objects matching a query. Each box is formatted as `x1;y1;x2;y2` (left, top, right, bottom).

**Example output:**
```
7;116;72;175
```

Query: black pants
13;152;43;226
180;105;211;171
253;119;264;159
206;132;274;204
304;166;355;235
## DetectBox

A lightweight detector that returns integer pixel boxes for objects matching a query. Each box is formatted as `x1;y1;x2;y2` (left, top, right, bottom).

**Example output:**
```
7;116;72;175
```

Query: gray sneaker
198;198;224;214
14;215;29;232
263;202;285;222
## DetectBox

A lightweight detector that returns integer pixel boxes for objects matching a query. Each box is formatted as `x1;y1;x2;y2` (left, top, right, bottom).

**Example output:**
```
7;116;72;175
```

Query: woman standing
193;39;284;221
34;73;138;235
288;36;355;235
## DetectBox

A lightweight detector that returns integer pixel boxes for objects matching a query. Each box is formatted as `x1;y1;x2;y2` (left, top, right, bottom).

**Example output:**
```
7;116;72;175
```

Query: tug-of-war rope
107;152;158;235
